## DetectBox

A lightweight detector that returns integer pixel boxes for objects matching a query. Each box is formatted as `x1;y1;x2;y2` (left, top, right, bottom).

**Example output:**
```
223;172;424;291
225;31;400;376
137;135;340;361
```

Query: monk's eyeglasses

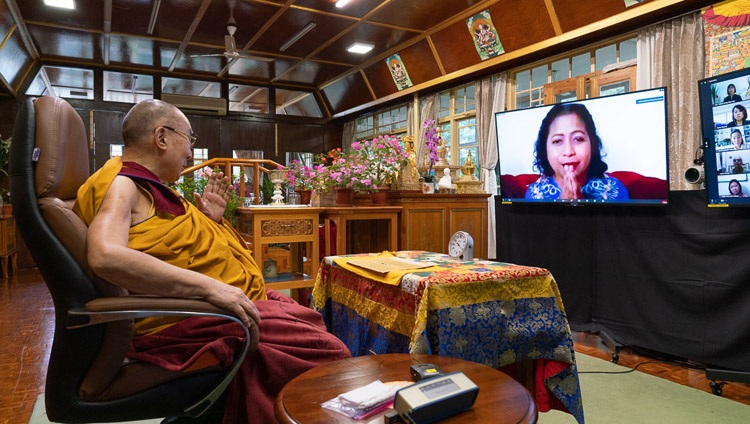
163;126;197;147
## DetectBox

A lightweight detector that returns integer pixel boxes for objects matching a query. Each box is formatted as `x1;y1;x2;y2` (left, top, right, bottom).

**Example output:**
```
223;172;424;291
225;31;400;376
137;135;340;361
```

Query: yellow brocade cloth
313;251;583;424
332;251;446;285
74;157;267;335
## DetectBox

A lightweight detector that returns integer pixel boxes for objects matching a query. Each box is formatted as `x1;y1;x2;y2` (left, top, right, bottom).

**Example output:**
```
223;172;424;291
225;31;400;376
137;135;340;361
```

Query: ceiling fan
192;3;273;63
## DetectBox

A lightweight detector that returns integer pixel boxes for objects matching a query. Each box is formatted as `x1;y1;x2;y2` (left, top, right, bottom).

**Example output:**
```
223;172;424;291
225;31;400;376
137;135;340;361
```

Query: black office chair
10;96;259;422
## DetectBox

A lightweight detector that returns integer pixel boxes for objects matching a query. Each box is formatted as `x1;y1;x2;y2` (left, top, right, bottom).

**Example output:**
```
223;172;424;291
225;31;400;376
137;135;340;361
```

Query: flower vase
334;187;354;206
421;176;435;194
295;189;312;205
369;187;389;205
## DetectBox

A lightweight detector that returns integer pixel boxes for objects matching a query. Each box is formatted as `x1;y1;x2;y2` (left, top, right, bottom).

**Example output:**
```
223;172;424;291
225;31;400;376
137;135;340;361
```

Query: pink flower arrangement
351;134;410;191
285;160;317;191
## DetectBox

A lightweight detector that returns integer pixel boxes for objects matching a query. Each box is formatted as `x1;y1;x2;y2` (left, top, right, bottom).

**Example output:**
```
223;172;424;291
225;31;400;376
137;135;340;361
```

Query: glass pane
531;65;548;88
620;38;637;62
531;87;545;108
229;84;268;114
516;91;531;109
275;90;322;118
356;115;374;140
109;144;123;158
457;117;476;146
286;152;314;167
599;81;630;96
515;70;530;91
26;66;94;99
104;71;153;103
595;44;617;71
438;91;451;118
162;77;220;97
551;59;569;82
571;53;590;77
439;122;451;164
463;84;476;112
555;90;578;103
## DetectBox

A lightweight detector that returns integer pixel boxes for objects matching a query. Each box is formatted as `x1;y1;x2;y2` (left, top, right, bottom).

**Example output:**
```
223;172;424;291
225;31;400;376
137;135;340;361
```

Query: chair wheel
709;381;725;396
611;353;619;364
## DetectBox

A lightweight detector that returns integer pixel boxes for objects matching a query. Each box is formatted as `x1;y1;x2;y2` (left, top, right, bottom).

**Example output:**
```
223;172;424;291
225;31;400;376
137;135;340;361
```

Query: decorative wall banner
702;1;750;75
466;10;504;60
386;54;413;90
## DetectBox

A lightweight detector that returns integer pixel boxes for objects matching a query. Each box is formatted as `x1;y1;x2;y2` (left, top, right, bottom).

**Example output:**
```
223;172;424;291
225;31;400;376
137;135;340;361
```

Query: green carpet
30;353;748;423
539;353;749;424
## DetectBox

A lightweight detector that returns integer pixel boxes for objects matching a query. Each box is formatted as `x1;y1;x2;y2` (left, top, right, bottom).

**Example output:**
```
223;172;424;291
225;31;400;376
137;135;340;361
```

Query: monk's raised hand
195;171;232;222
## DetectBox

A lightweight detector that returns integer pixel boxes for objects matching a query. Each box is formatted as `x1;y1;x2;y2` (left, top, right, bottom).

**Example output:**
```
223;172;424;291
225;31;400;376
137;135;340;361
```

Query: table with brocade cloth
312;251;585;424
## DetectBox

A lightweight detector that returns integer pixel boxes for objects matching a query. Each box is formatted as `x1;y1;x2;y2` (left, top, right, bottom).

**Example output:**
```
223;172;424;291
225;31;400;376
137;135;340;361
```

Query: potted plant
285;160;317;204
172;166;239;223
351;134;410;191
420;120;441;193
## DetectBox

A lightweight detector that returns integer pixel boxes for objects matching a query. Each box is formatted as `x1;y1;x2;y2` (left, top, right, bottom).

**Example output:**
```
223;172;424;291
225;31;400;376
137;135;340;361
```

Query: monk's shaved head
122;99;183;146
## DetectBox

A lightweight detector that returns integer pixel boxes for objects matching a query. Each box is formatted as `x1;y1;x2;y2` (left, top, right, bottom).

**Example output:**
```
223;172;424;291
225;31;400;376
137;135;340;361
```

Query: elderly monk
73;99;350;423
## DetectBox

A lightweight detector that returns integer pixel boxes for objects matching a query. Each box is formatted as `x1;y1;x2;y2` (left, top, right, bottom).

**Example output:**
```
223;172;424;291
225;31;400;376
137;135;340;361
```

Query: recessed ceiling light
44;0;75;9
347;42;374;54
335;0;351;8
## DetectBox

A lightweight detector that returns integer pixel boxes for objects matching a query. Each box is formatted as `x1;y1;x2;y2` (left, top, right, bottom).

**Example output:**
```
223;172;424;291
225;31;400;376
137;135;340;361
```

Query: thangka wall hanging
387;54;413;90
466;10;504;60
703;0;750;75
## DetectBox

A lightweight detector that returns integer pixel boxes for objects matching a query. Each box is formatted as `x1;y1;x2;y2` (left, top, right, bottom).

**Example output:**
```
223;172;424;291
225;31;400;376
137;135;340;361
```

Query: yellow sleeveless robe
74;157;267;335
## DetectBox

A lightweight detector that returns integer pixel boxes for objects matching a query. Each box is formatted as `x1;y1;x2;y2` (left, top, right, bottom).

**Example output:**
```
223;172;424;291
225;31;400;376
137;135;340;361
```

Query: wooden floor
1;269;748;424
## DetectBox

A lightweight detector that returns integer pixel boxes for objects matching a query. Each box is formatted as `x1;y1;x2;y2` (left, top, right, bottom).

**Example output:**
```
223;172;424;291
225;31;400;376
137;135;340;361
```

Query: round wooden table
275;353;537;424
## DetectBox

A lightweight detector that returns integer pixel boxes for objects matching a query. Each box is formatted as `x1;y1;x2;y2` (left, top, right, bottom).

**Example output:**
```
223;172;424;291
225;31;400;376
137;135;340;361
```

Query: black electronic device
697;66;750;206
410;363;443;381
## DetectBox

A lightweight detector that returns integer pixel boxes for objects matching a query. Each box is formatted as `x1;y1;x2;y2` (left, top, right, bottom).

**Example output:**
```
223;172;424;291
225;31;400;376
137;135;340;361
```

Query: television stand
705;368;750;396
598;330;624;364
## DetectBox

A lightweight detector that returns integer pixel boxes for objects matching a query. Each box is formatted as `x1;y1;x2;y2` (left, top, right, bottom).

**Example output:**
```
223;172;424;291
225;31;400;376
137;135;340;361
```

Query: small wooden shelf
263;272;316;291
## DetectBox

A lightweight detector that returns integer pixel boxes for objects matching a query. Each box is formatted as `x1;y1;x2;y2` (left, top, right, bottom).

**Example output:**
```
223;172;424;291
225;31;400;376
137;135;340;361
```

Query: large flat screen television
697;67;750;207
496;87;670;206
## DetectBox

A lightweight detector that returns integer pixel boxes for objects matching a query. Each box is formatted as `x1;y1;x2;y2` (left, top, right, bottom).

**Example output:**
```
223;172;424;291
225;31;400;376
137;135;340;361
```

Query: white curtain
342;120;356;153
638;12;704;191
476;74;505;259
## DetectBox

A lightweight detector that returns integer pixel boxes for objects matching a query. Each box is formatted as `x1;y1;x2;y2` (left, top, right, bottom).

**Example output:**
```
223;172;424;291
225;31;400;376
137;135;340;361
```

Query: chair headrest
34;97;90;201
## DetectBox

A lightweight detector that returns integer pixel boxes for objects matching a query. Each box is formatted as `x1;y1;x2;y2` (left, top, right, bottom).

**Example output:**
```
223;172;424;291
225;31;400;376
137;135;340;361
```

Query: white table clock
448;231;474;261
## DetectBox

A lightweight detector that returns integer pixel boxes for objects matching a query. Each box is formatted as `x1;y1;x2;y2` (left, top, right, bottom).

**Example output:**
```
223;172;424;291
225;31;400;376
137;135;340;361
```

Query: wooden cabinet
387;193;490;259
235;206;322;293
0;217;17;278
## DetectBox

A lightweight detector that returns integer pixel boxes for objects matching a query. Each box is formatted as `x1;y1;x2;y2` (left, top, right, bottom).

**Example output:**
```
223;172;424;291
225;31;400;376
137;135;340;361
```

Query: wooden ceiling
0;0;716;120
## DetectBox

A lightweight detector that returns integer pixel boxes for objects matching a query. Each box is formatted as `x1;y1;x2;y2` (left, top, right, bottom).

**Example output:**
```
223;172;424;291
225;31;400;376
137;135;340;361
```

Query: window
434;83;479;177
229;84;268;114
104;71;153;104
193;148;208;167
355;104;408;140
109;144;123;158
25;65;94;99
513;36;637;109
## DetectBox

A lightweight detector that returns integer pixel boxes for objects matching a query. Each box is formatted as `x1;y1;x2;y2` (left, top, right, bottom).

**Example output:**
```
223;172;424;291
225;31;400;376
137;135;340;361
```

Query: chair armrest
68;295;259;418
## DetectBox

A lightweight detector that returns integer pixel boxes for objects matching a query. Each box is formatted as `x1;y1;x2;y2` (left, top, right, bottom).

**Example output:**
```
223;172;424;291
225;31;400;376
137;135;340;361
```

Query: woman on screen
725;84;742;103
731;129;744;150
525;103;629;201
728;179;747;197
727;104;749;127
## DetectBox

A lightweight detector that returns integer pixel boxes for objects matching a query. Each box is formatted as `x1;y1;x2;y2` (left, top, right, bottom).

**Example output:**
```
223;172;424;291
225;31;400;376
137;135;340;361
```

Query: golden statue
456;150;484;194
392;135;421;192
